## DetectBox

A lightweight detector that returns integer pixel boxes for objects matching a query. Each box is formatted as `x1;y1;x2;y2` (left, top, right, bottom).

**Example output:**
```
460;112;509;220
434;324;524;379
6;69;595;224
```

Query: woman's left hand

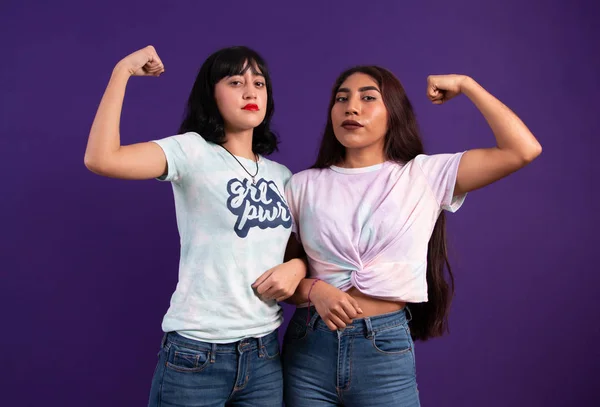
252;259;307;302
426;74;469;104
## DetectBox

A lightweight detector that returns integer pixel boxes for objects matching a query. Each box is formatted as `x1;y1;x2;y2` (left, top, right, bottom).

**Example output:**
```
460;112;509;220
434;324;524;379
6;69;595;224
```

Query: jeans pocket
284;317;309;342
262;338;281;360
165;343;211;373
371;323;412;355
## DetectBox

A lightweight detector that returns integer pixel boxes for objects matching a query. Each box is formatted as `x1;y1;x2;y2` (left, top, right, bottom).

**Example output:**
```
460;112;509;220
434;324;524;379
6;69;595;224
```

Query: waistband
292;306;412;338
161;329;278;354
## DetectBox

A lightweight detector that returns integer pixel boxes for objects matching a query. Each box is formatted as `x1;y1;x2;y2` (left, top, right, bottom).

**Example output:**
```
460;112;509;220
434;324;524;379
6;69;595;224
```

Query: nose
345;97;359;116
243;84;257;100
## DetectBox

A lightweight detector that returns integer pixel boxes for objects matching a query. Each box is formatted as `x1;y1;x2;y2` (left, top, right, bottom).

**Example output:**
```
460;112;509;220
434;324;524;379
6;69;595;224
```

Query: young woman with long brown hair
281;66;542;406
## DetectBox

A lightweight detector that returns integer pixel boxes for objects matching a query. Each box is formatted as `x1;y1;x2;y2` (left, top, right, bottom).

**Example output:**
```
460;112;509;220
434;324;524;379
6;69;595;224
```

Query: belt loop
160;332;168;348
210;343;217;363
257;336;265;358
404;305;413;323
364;317;374;339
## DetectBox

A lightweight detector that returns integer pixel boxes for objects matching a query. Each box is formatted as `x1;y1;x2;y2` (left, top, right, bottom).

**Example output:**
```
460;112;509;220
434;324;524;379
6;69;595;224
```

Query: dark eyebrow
336;86;381;93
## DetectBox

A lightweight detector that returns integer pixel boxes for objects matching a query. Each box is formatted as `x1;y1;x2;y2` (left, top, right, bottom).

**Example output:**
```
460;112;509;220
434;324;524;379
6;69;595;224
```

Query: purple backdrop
2;0;598;406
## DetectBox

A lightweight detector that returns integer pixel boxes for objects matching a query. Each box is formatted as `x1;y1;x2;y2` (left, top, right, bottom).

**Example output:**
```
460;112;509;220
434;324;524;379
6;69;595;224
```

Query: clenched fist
309;281;363;331
116;45;165;77
426;74;469;104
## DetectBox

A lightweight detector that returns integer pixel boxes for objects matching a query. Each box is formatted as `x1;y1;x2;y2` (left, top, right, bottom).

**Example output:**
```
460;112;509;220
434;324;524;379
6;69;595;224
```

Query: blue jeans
148;330;283;407
282;307;420;406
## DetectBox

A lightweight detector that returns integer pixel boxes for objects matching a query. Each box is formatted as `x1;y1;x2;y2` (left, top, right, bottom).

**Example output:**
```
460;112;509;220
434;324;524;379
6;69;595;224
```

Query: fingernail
358;308;363;313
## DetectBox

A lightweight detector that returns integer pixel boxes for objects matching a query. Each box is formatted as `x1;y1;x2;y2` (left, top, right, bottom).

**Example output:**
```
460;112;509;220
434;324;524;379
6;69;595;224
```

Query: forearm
461;77;542;162
284;277;323;305
286;257;308;281
84;65;131;168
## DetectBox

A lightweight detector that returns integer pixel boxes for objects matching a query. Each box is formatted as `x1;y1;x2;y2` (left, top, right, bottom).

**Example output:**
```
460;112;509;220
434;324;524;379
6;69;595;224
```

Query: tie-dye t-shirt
152;132;293;343
285;153;466;304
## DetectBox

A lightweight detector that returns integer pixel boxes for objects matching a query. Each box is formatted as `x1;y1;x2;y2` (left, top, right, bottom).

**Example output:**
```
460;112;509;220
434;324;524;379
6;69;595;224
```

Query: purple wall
2;1;598;405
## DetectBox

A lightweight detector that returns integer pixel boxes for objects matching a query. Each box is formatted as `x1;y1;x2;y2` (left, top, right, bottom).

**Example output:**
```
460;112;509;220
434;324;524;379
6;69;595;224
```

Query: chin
335;134;371;149
236;119;264;131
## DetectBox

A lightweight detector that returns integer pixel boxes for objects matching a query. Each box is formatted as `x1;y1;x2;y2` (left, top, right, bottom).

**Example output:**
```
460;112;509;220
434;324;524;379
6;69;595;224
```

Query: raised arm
84;46;168;180
426;74;542;195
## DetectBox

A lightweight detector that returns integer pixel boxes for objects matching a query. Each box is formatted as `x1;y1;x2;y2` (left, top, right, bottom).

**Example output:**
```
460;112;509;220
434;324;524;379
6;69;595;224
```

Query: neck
222;128;255;160
340;144;386;168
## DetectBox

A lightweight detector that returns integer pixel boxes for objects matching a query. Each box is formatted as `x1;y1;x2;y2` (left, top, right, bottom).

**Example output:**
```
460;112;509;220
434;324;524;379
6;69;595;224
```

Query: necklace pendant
251;176;256;185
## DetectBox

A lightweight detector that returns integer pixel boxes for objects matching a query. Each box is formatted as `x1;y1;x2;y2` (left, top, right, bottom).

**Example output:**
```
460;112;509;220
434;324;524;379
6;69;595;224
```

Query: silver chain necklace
219;145;259;185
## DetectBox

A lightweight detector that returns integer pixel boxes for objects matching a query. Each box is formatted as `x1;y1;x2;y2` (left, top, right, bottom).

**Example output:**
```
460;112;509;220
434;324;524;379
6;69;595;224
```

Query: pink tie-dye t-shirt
285;153;466;303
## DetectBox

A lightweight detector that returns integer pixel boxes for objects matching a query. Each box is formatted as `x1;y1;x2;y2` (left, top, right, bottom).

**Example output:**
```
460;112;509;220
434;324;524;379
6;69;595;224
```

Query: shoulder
152;131;210;151
260;157;293;185
261;156;292;177
413;152;465;168
288;167;326;186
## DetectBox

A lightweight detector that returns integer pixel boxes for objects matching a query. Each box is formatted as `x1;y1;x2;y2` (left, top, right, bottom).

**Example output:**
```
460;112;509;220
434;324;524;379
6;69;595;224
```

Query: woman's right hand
310;281;363;330
116;45;165;77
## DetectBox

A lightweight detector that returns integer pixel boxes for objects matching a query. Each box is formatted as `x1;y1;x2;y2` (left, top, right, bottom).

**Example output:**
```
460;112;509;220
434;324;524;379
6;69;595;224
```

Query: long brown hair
312;66;454;341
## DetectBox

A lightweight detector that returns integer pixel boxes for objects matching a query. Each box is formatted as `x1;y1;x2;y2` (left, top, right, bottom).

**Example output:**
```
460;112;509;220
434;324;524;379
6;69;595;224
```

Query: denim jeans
282;307;420;406
148;330;283;407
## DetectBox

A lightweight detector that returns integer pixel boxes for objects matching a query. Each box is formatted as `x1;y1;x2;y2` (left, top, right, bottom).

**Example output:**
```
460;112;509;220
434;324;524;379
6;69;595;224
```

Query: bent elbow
84;154;109;175
83;154;100;173
84;154;97;172
522;142;542;164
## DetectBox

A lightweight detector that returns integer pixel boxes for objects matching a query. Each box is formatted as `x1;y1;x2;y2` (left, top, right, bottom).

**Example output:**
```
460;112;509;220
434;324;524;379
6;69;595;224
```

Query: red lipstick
242;104;259;111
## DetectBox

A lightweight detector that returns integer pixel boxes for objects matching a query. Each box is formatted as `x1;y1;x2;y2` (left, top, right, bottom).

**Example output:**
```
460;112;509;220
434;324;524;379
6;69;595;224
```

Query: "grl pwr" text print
226;178;292;238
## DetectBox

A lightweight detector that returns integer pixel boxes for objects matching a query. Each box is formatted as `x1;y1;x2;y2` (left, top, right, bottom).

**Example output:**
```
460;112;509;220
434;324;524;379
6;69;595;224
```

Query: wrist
307;278;322;301
459;76;477;95
112;61;133;79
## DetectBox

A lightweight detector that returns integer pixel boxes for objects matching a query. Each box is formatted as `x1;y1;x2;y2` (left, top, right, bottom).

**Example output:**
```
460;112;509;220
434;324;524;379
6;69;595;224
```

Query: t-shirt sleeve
414;152;467;212
150;134;192;183
284;174;301;240
281;167;293;188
